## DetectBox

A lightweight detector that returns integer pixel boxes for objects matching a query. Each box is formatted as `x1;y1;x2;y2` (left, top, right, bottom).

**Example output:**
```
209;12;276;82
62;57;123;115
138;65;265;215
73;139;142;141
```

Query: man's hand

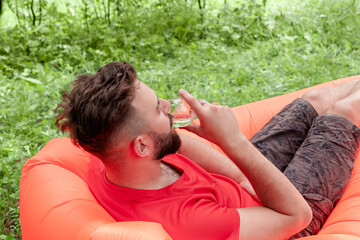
179;89;244;151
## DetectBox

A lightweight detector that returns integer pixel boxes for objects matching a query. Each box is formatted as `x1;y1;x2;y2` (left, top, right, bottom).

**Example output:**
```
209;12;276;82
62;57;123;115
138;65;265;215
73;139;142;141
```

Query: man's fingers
199;99;209;106
181;123;202;136
179;89;204;117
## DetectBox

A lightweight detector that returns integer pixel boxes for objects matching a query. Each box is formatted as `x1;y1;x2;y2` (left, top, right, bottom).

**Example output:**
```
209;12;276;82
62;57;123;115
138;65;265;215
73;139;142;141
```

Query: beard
148;114;182;160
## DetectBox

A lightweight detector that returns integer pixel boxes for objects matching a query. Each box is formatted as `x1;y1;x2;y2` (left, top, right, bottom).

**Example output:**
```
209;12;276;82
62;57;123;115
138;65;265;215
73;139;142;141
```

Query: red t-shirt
88;153;261;240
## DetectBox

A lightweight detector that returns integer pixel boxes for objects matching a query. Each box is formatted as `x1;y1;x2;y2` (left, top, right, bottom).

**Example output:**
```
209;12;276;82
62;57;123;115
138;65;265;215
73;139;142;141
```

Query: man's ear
131;135;152;157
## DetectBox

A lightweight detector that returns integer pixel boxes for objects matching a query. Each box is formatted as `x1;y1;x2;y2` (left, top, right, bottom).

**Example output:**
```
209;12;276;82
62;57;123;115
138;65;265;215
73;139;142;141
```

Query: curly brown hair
55;61;139;157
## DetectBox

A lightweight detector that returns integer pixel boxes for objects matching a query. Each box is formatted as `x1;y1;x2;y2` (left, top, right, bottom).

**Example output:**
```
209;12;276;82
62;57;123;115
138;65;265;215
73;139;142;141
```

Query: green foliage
1;0;360;238
212;1;270;47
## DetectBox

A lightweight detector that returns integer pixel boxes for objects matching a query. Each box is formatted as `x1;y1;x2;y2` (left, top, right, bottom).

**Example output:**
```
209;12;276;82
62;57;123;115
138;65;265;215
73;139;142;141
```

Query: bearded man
56;61;360;240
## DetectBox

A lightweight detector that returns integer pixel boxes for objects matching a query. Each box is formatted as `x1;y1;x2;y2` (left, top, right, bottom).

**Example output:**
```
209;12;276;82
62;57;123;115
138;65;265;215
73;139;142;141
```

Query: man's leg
250;79;360;171
286;90;360;238
301;79;360;115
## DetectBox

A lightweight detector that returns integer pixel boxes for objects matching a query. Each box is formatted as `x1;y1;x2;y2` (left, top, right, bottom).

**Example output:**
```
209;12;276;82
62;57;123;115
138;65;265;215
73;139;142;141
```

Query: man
56;61;360;240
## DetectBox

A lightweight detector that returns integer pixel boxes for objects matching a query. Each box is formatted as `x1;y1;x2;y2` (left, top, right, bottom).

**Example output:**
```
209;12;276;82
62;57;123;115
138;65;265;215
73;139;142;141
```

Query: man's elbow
284;203;312;238
295;202;313;231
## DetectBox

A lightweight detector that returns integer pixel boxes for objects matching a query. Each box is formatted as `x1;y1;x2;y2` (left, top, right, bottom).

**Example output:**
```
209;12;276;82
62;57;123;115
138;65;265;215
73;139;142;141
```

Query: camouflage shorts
250;98;360;238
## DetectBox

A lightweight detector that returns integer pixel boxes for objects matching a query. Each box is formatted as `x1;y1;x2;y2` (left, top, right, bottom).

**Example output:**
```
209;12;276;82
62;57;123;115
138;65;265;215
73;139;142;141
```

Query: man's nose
160;99;171;114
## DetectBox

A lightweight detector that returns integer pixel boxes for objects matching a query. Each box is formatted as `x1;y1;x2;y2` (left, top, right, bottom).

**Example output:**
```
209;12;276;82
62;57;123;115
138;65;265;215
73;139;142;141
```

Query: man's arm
179;89;312;240
178;134;257;200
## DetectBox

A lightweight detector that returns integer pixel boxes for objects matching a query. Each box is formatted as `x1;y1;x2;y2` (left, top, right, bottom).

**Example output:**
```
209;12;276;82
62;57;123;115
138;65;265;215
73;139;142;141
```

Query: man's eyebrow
156;95;160;112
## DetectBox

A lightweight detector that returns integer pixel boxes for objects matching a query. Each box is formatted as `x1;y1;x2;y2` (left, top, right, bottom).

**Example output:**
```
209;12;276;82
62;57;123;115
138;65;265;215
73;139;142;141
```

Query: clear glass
168;98;196;128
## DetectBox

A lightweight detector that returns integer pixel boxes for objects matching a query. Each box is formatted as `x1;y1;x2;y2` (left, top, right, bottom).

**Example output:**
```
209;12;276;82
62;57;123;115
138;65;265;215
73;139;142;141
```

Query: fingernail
179;89;185;94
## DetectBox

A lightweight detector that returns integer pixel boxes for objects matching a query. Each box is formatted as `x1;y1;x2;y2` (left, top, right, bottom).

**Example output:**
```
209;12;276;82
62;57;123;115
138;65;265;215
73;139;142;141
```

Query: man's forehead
136;80;156;96
132;80;157;107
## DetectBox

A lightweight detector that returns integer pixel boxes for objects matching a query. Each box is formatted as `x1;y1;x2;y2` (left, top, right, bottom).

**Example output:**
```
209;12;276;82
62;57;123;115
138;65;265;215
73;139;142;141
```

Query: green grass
1;0;360;238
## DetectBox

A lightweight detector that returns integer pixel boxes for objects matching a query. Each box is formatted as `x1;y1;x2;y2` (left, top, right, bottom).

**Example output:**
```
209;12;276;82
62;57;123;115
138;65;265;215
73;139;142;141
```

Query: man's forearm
222;132;311;223
178;134;245;181
178;134;258;199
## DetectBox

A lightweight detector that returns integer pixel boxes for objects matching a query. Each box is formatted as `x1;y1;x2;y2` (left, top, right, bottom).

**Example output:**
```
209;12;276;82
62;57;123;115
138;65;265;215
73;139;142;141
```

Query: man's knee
327;100;358;124
302;88;333;115
327;91;360;126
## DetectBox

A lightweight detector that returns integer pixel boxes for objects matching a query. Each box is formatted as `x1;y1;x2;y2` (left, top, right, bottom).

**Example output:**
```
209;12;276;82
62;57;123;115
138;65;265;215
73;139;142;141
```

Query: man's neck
161;161;182;185
105;159;181;190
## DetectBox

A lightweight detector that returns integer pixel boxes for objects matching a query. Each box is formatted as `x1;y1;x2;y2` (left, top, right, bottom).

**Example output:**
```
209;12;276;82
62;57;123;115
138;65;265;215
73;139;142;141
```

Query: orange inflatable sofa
20;75;360;240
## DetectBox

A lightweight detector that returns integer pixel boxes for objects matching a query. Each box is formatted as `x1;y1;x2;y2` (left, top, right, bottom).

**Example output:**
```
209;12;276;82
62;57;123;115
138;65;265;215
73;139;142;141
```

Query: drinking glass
168;98;196;128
